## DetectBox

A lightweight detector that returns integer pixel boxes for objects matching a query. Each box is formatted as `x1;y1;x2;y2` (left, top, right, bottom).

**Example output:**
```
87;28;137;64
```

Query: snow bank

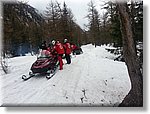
0;44;131;106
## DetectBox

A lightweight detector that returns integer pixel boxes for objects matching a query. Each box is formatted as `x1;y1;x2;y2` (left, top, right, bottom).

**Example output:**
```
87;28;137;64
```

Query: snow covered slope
0;44;131;106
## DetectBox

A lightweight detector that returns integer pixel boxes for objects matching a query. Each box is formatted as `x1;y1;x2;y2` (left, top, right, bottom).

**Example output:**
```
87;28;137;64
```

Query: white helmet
64;39;67;43
52;40;56;45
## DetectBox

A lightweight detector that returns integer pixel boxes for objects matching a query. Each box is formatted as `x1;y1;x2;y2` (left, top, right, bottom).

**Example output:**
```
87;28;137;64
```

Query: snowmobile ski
46;73;55;79
46;67;58;79
22;72;35;81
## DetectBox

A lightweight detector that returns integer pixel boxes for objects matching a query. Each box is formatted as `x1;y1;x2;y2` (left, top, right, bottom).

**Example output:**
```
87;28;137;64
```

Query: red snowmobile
22;50;59;81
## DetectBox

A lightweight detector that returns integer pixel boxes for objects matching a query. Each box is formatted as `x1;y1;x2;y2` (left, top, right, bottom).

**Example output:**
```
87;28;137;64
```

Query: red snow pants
58;54;63;70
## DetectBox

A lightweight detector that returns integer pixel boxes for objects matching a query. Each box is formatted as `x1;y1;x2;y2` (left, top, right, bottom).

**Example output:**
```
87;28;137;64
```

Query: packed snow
0;44;131;106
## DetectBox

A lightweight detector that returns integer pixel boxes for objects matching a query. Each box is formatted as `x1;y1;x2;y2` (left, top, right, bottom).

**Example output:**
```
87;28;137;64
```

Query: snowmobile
73;47;83;55
71;44;83;55
22;52;59;81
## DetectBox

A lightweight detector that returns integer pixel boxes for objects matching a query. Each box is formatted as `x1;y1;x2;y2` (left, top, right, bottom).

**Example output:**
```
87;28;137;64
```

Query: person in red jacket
52;40;64;70
71;43;78;55
63;39;71;64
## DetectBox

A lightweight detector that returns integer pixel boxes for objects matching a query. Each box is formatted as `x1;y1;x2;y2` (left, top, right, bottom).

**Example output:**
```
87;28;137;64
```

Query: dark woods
3;1;86;57
3;1;44;56
3;0;143;57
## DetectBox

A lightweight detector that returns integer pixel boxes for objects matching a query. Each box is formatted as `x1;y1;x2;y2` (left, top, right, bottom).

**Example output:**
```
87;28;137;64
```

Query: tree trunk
117;2;143;107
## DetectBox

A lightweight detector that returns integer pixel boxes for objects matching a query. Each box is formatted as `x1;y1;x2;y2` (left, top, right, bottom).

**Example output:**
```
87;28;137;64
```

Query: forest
2;0;143;57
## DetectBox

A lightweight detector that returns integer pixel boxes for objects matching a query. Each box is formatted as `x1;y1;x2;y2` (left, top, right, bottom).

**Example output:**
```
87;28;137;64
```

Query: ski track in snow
0;44;131;106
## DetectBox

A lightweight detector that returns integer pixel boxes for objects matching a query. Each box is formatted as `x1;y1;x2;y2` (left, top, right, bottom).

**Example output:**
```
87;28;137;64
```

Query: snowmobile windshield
38;54;51;59
37;50;52;59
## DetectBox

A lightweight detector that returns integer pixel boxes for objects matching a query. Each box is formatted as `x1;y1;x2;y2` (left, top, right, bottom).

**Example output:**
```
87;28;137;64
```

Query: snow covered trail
0;44;131;106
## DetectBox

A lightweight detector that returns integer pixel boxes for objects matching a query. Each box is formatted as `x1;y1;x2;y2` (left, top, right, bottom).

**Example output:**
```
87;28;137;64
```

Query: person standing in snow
51;40;64;70
63;39;71;64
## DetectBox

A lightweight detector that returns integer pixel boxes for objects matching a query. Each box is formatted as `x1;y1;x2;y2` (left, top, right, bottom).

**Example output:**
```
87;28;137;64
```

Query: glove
62;54;65;58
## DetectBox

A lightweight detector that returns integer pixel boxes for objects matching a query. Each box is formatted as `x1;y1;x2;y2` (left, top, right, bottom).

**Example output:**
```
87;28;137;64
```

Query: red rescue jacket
71;44;78;51
64;43;71;54
53;42;65;55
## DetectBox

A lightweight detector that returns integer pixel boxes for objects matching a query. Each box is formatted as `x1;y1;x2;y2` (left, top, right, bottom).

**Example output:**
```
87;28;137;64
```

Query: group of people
39;39;75;70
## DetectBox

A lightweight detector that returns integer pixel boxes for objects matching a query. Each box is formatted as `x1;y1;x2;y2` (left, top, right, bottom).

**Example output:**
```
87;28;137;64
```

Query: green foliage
111;12;122;47
86;1;101;45
131;1;143;42
103;1;122;47
103;0;143;47
44;1;86;45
